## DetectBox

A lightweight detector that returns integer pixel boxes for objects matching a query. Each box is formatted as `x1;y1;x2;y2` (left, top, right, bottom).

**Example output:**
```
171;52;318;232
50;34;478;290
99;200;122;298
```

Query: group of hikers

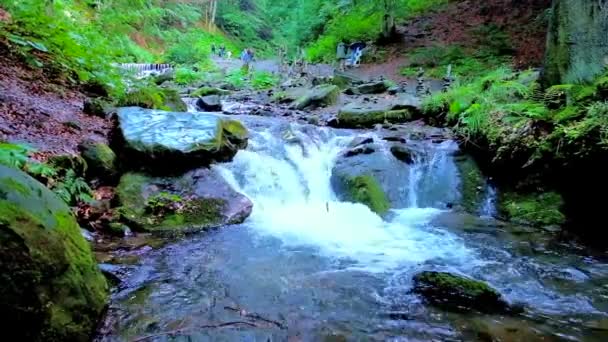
211;43;256;73
211;43;232;59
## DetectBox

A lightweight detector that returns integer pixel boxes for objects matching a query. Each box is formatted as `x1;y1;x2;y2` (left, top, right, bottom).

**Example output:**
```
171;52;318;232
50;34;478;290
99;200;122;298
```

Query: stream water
100;117;608;341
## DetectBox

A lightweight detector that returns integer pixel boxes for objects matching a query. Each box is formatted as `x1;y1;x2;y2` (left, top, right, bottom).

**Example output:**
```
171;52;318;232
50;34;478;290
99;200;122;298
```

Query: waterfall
216;121;474;271
480;184;498;218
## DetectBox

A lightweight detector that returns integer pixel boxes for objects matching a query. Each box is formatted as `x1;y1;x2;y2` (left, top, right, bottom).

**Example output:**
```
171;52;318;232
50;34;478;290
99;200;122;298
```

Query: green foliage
499;192;565;227
175;67;204;86
250;70;279;90
117;81;168;110
401;45;509;79
0;142;90;205
145;192;184;216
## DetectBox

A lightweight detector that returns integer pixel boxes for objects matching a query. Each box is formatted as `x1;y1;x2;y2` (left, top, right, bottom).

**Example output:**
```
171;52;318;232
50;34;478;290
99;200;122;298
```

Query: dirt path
0;48;110;158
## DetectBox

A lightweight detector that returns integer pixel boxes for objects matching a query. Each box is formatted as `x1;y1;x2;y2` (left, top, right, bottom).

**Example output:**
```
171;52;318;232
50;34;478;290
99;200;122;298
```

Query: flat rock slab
113;107;248;172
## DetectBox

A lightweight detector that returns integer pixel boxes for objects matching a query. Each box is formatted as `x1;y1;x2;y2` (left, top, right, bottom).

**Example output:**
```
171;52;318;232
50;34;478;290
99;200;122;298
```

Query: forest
1;0;608;341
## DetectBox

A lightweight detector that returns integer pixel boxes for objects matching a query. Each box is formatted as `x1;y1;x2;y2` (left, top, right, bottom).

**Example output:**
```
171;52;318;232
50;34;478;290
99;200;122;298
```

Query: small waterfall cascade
480;183;498;218
114;63;173;78
216;122;474;270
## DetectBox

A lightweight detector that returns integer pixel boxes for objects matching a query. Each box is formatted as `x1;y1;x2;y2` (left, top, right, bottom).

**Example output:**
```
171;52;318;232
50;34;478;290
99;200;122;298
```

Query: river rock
116;168;253;235
83;98;113;118
348;136;374;148
390;144;415;164
0;165;108;341
112;107;248;172
392;93;422;111
331;102;414;128
346;80;389;95
412;271;521;314
191;86;231;97
344;145;376;158
78;140;118;180
293;84;340;110
196;95;222;112
331;144;411;209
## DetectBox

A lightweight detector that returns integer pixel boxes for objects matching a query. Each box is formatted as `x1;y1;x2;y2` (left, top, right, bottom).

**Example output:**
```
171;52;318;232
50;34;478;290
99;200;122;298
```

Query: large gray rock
196;95;222;112
293;84;340;110
0;165;108;341
116;168;253;235
112;107;248;172
543;0;608;85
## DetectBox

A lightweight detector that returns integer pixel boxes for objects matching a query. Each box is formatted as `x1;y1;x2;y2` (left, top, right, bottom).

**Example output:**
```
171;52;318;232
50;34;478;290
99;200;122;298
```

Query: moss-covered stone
83;98;113;118
543;0;608;85
161;88;187;112
0;165;108;341
412;271;519;314
191;86;231;97
333;104;413;128
115;170;252;235
117;85;187;112
293;84;340;110
344;175;390;215
79;141;117;180
455;156;486;213
498;191;565;227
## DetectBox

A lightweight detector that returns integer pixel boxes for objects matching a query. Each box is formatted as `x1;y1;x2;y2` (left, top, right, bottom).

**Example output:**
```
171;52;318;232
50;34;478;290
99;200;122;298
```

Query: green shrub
175;67;205;86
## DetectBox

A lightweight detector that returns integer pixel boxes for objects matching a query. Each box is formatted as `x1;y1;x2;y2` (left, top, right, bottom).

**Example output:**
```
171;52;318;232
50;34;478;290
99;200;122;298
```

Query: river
99;116;608;341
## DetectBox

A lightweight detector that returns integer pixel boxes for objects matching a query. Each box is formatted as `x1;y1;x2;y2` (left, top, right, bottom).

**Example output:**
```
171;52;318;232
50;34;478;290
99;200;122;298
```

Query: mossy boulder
543;0;608;85
293;84;340;110
112;107;248;172
191;86;231;97
83;98;113;118
342;175;390;215
117;86;187;112
331;102;413;128
0;165;108;341
345;80;389;95
412;271;520;314
161;88;188;112
498;191;565;228
115;168;253;235
78;141;117;180
196;94;222;112
455;155;486;213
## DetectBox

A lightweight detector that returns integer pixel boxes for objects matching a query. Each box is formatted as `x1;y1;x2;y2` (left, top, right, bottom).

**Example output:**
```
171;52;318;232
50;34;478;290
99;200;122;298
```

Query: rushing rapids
99;117;608;341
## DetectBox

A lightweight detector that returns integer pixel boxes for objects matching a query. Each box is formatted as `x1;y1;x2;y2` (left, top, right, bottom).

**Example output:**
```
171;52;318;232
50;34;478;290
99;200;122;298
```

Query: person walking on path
336;41;347;71
241;48;254;74
211;43;217;56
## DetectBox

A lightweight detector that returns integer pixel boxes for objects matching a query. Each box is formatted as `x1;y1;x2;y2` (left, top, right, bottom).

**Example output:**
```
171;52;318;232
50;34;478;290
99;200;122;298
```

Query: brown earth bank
0;44;110;160
398;0;551;68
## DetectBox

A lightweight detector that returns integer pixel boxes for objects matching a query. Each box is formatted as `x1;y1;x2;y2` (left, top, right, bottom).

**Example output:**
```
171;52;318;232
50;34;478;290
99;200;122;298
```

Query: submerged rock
196;95;222;112
0;165;108;341
115;168;253;234
293;84;340;110
412;271;521;314
112;107;248;172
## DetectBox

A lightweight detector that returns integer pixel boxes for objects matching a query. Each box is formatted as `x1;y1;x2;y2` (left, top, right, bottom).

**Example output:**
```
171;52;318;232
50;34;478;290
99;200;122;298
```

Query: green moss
455;156;486;213
117;84;167;110
415;271;499;298
0;165;107;341
336;109;413;128
116;173;225;234
161;88;187;112
191;87;231;97
499;191;565;227
294;84;340;110
80;142;117;178
345;175;390;215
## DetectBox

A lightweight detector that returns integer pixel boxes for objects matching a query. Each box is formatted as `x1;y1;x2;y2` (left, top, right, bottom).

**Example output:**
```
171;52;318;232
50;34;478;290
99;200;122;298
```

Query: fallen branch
224;306;287;329
130;321;258;342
